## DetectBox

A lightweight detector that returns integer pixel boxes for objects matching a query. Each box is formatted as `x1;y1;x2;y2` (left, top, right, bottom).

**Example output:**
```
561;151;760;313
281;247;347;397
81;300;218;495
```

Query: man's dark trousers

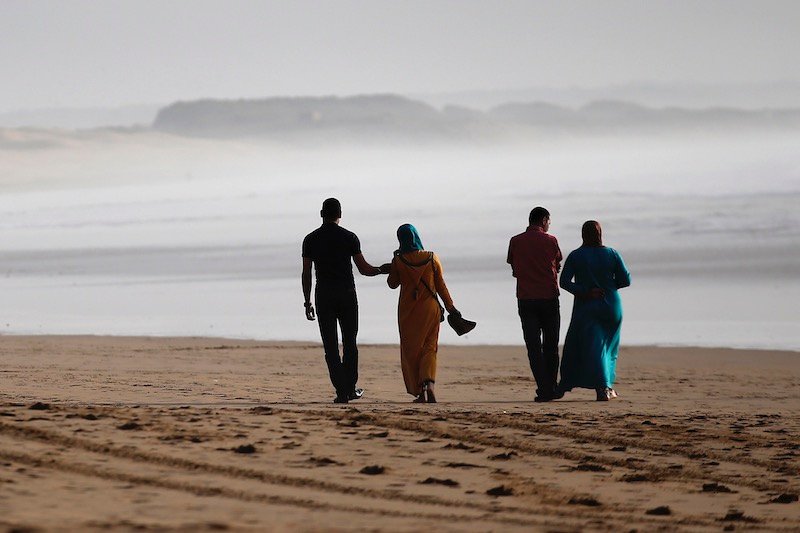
518;298;560;397
315;286;359;398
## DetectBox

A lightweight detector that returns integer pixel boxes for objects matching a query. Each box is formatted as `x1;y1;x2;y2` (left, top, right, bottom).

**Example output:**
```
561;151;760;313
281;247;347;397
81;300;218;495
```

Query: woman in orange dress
387;224;460;403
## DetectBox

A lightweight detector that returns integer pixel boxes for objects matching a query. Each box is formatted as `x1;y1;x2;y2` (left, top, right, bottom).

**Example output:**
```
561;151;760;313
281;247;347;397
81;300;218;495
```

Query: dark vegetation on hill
147;94;800;140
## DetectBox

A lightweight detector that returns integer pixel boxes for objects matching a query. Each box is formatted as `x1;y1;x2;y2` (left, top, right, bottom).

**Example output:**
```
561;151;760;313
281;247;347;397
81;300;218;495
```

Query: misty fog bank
2;125;799;198
1;105;798;348
0;104;160;130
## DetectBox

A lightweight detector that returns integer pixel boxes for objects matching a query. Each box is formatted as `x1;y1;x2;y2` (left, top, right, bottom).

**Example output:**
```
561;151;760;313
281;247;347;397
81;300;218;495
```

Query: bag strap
398;252;444;311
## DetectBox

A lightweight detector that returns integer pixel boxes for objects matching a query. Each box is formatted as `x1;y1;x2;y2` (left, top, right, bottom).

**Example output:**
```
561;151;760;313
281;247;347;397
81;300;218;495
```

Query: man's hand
379;263;391;274
354;253;388;277
304;302;316;321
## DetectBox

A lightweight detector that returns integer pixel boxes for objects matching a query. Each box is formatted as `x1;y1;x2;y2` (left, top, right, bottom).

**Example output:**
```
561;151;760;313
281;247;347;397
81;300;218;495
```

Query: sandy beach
0;336;798;531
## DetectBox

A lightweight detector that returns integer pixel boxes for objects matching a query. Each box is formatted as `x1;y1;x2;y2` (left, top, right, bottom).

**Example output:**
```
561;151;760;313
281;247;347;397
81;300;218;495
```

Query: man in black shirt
302;198;389;403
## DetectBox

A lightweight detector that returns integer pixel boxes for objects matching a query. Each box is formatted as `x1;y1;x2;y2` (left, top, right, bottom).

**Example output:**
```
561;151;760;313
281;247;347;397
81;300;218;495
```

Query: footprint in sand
702;482;735;493
568;496;601;506
232;444;256;454
721;510;760;523
444;462;483;469
419;477;459;487
488;451;518;461
573;463;608;472
442;442;481;452
621;473;662;483
769;493;798;504
486;485;513;496
308;457;341;467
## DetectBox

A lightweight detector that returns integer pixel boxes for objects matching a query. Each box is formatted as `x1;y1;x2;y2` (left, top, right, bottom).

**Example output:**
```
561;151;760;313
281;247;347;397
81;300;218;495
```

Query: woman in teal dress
558;221;631;401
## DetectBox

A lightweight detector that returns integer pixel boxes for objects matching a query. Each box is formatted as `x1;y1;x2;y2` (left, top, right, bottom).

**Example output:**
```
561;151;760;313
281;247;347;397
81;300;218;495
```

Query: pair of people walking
508;207;631;402
302;198;461;404
302;198;630;404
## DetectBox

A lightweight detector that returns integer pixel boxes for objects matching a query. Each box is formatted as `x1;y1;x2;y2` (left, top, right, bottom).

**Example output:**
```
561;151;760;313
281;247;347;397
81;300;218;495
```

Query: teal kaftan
558;246;631;391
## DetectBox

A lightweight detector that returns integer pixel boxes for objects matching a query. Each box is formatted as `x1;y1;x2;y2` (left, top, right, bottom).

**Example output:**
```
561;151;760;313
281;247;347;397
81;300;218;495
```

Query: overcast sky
1;0;798;112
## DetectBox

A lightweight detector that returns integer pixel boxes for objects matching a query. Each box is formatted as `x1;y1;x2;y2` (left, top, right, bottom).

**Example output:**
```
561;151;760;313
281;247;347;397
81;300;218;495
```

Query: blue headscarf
396;223;424;253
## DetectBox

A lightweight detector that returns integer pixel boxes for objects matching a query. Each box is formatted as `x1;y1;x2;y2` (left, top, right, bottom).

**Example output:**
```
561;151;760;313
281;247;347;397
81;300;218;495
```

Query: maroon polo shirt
507;226;563;300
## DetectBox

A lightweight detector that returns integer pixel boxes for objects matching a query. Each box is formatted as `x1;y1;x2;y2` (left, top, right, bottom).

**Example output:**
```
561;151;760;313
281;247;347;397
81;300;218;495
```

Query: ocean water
1;131;798;350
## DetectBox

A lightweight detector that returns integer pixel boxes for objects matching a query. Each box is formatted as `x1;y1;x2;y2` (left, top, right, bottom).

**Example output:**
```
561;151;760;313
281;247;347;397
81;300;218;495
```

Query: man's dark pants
315;286;359;398
518;298;560;397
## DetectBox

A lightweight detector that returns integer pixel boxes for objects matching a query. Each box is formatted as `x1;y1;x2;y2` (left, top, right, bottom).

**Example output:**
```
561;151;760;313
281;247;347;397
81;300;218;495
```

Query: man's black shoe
348;388;364;401
333;396;349;404
535;388;563;402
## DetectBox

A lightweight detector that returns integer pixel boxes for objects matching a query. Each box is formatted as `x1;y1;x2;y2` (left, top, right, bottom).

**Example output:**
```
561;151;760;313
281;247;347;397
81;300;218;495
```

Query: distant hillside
491;100;800;132
152;95;484;141
413;81;800;110
151;95;800;140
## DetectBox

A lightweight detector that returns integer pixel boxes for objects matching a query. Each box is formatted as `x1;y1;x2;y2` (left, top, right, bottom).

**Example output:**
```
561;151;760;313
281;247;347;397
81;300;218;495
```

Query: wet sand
1;336;798;531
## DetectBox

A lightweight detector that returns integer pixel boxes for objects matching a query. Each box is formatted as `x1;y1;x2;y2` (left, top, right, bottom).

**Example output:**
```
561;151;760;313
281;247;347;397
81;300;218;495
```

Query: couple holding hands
302;198;472;404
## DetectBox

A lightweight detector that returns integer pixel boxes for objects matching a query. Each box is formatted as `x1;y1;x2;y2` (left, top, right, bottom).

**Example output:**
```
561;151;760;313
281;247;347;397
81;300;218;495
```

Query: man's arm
555;240;563;273
353;253;388;277
506;240;516;277
301;257;315;320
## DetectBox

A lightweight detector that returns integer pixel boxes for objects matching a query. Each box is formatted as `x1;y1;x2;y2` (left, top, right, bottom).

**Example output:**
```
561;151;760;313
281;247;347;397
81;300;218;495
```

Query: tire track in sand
0;418;565;528
0;408;699;531
315;408;797;495
0;448;545;528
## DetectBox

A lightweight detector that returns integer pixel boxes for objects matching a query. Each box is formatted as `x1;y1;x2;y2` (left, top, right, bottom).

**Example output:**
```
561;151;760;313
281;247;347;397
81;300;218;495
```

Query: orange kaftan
387;250;454;396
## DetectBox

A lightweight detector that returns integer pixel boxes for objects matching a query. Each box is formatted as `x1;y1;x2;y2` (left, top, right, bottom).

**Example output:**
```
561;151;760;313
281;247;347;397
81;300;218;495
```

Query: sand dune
0;336;798;531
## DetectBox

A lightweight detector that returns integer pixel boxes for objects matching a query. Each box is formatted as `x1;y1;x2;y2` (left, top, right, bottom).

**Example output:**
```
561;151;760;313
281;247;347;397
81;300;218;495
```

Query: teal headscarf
397;224;424;253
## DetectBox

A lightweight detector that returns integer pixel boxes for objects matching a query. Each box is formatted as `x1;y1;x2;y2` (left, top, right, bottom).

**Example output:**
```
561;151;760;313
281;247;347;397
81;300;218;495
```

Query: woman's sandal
413;394;426;403
423;382;437;404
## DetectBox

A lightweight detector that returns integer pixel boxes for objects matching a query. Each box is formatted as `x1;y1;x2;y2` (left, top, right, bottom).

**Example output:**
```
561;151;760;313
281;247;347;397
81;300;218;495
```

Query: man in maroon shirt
507;206;563;402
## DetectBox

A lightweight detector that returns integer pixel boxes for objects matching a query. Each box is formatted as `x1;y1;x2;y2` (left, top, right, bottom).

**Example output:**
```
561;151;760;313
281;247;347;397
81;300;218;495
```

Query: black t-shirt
302;222;362;289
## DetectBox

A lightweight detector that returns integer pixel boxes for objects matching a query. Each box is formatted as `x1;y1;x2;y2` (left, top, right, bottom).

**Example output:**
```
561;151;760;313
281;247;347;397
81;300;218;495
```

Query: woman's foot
424;381;437;403
413;393;426;403
596;388;611;401
608;388;619;399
